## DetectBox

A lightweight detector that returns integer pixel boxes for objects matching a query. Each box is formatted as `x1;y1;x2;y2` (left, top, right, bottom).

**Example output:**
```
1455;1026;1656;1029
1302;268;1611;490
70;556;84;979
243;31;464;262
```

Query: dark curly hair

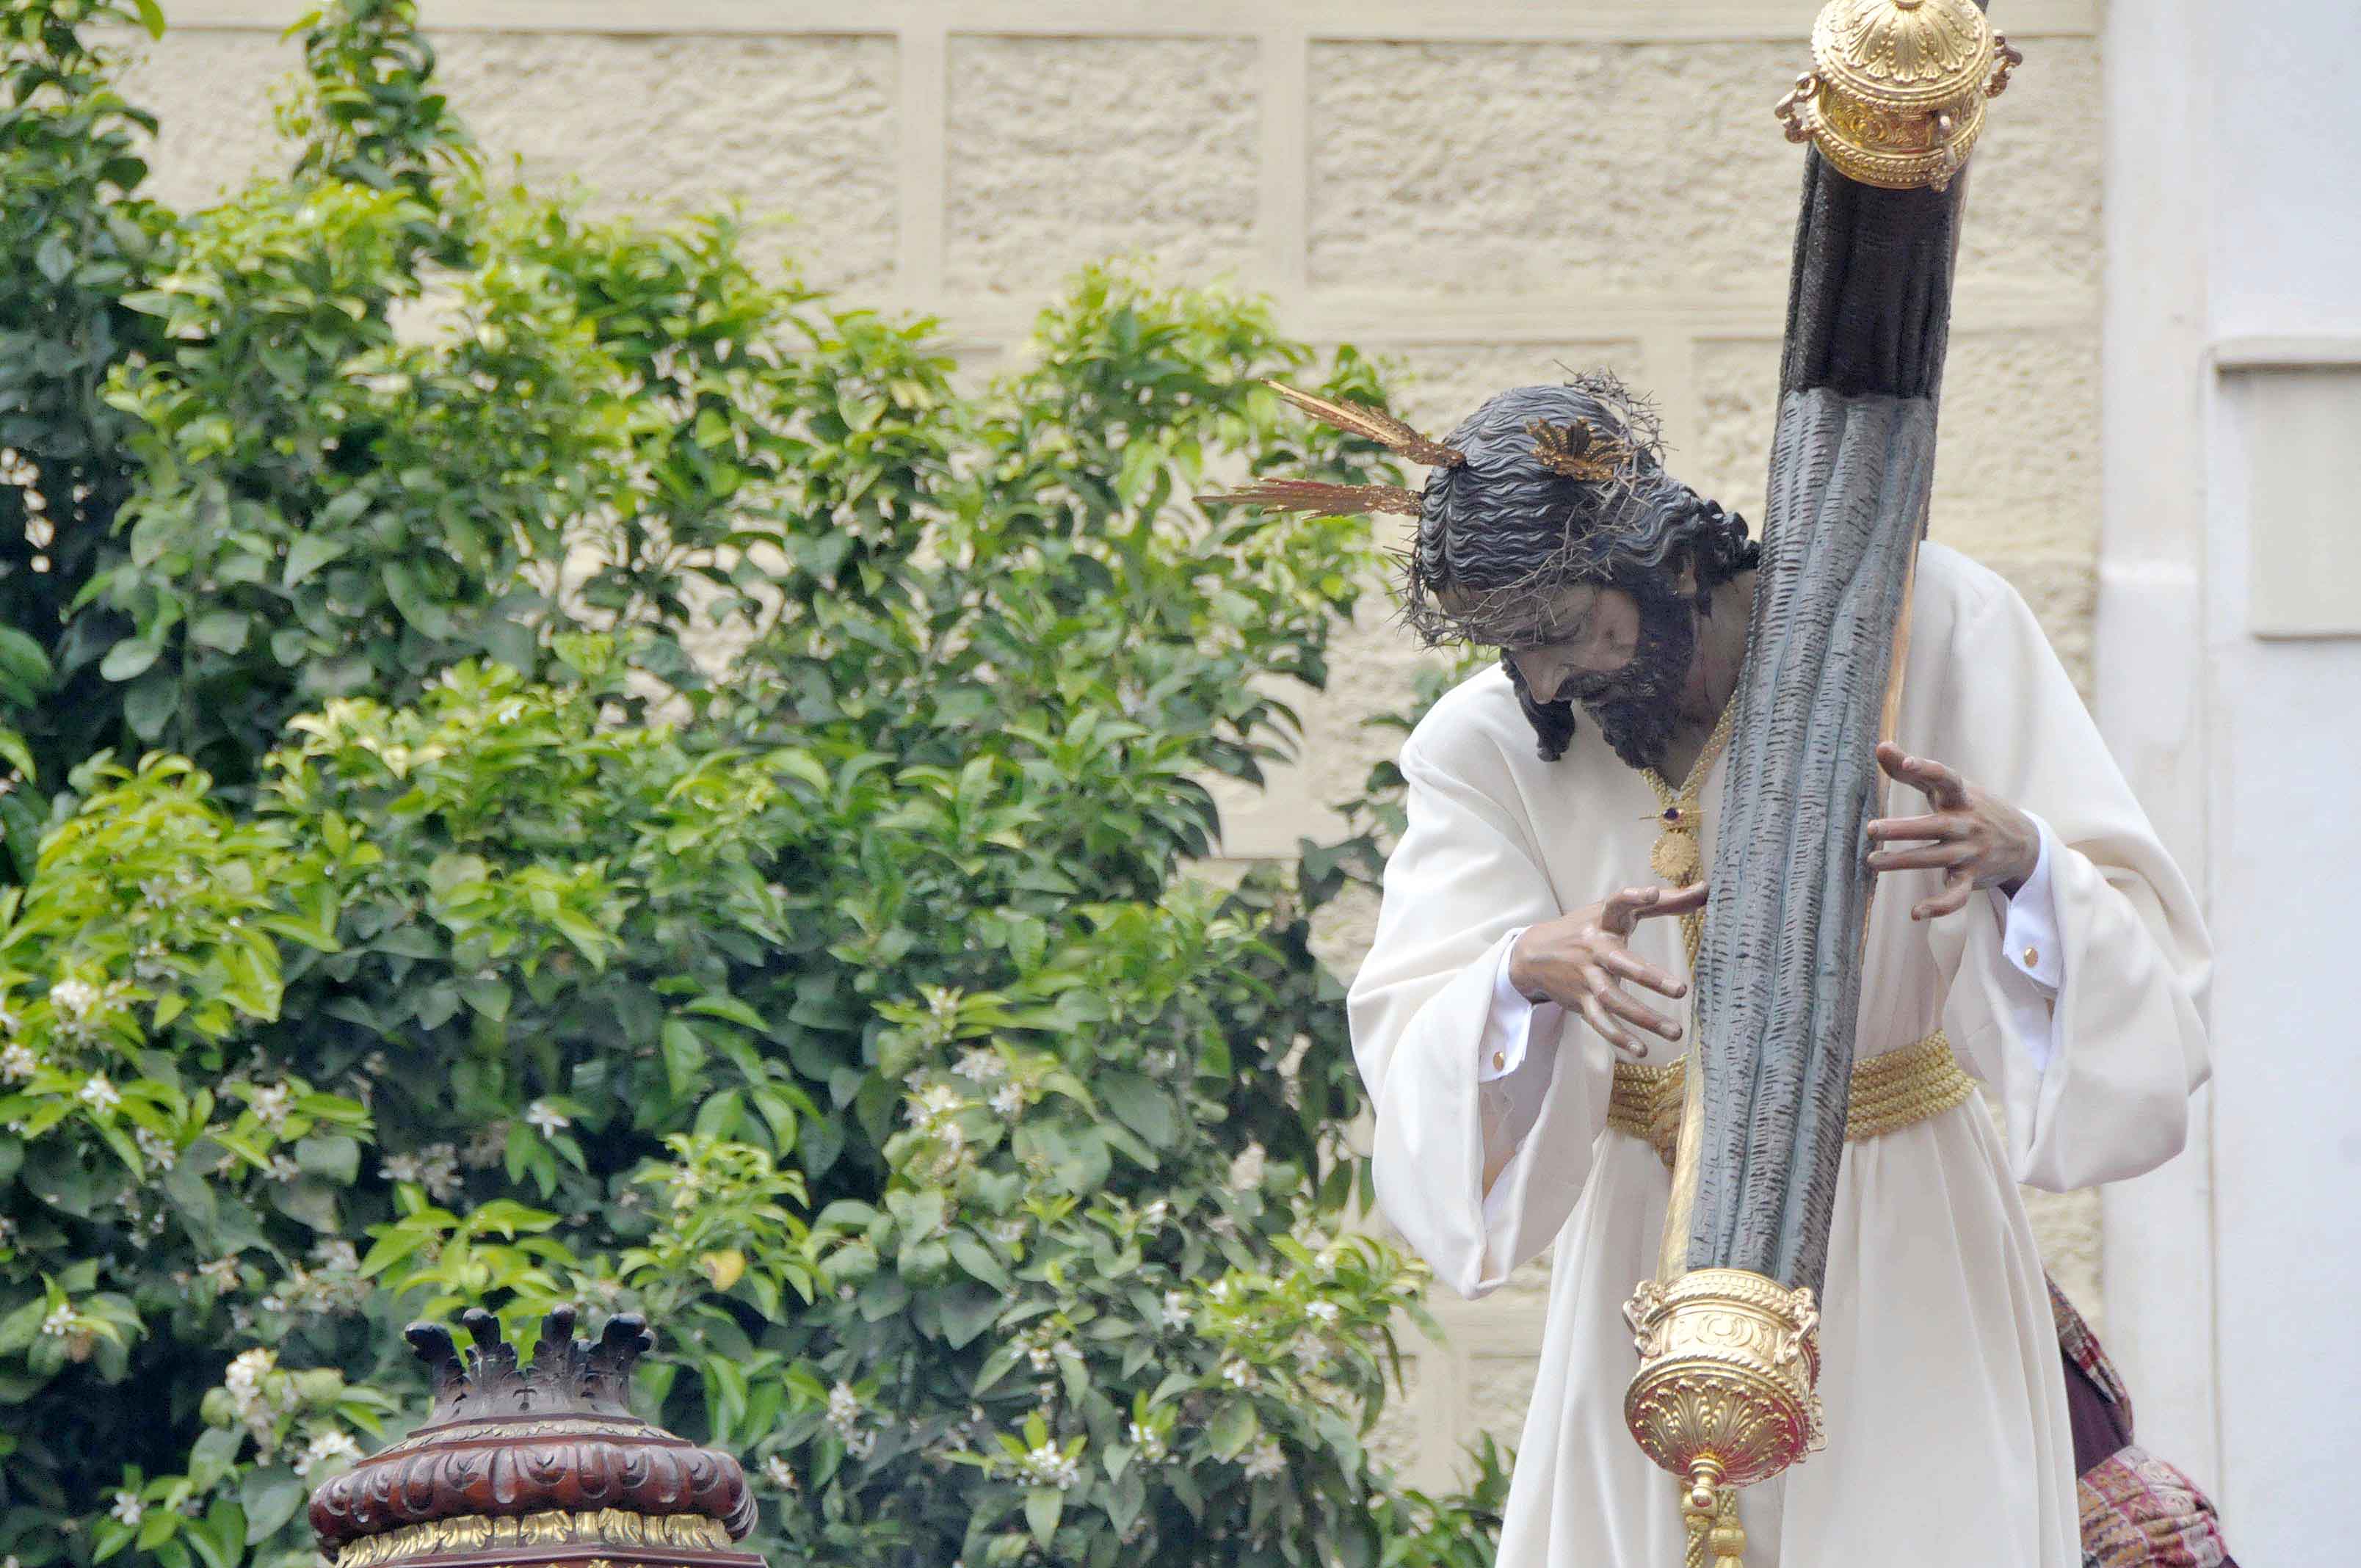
1399;376;1758;763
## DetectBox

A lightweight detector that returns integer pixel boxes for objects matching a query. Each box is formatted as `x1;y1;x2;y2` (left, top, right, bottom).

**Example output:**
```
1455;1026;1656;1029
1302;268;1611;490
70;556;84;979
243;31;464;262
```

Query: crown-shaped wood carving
308;1304;764;1568
404;1304;652;1422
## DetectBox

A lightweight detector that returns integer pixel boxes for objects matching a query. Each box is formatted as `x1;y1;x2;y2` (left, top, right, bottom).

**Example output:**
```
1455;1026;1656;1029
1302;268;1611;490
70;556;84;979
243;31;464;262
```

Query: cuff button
1491;1050;1507;1071
2021;945;2040;968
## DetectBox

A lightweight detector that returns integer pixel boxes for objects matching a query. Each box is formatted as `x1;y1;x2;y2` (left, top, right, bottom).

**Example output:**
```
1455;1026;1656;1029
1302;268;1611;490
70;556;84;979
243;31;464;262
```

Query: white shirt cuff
1986;813;2066;1075
1992;814;2064;995
1479;927;1562;1081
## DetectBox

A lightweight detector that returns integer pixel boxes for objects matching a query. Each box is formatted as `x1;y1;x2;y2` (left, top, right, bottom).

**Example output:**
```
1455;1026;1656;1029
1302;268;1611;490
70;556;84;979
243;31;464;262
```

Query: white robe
1346;542;2211;1568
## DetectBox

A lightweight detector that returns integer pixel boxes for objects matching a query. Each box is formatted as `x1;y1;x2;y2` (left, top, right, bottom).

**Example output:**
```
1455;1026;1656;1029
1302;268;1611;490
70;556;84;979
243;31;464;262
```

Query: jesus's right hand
1504;882;1706;1059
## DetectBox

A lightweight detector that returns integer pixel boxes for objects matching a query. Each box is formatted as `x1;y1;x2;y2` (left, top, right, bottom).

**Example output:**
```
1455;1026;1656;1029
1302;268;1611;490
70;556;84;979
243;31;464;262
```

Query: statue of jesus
1215;374;2230;1566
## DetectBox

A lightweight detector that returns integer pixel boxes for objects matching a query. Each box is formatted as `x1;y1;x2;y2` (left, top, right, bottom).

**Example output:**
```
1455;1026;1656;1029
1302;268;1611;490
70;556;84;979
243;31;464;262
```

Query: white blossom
135;1128;178;1169
224;1347;276;1401
419;1141;466;1197
1017;1442;1082;1490
952;1048;1005;1084
1127;1420;1168;1462
826;1381;862;1431
1139;1199;1169;1228
49;979;100;1019
249;1084;291;1130
523;1100;570;1136
198;1257;241;1291
1219;1360;1258;1391
266;1259;371;1319
904;987;965;1048
457;1125;505;1172
761;1455;797;1491
109;1492;144;1527
1027;1344;1055;1371
77;1075;120;1112
291;1430;361;1476
0;1043;35;1081
1305;1299;1340;1325
843;1429;877;1459
1242;1437;1287;1481
40;1303;73;1337
1161;1290;1192;1329
311;1238;360;1273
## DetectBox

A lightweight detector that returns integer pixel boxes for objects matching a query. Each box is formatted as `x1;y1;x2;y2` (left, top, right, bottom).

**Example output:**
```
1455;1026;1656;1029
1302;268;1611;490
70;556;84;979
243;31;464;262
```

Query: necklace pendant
1652;828;1702;885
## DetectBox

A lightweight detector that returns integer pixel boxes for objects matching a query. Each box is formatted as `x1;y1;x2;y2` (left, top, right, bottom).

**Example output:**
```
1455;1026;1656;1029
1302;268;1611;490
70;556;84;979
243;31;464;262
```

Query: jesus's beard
1561;581;1698;774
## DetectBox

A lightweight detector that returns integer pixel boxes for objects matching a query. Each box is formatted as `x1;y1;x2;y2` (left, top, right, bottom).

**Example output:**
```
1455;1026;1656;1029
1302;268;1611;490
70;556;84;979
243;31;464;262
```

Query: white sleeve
1925;567;2211;1192
1476;931;1567;1226
1349;733;1611;1297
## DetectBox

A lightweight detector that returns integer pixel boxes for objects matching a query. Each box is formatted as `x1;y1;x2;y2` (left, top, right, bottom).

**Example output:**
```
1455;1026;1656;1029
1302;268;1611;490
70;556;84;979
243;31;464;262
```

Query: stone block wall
132;0;2107;1494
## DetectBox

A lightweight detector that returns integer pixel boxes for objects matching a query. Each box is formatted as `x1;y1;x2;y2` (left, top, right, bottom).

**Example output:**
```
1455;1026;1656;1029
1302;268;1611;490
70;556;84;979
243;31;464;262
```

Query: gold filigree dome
1776;0;2020;192
1812;0;1992;105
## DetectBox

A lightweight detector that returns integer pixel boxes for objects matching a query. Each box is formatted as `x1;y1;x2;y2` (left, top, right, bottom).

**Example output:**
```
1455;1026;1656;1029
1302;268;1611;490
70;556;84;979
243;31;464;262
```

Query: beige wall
132;0;2107;1492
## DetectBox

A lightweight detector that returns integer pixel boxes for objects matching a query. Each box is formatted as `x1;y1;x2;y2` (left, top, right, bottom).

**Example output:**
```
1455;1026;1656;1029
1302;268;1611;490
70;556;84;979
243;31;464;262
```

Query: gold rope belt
1607;1029;1977;1168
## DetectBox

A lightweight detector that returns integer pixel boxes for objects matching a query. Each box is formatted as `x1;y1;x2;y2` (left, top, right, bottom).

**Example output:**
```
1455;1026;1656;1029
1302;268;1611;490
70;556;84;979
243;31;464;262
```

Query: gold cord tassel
1680;1481;1747;1568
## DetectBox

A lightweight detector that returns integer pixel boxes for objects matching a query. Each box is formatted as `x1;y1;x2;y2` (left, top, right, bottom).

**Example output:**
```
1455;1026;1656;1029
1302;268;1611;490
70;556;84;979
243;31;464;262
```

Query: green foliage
1368;1440;1512;1568
0;753;367;1563
0;0;175;799
0;4;1502;1568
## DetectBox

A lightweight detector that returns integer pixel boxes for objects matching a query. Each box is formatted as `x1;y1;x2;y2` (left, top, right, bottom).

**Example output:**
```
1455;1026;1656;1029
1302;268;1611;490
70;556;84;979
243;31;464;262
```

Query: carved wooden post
1622;1;2022;1559
306;1305;764;1568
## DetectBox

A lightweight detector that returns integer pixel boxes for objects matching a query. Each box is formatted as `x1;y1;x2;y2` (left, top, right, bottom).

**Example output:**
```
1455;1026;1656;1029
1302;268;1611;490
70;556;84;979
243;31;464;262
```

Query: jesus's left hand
1864;741;2040;921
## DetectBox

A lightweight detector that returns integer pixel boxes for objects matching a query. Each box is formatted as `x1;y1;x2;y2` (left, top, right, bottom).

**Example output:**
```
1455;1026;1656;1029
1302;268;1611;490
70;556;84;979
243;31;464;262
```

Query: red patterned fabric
2078;1447;2235;1568
2050;1280;2237;1568
2050;1277;2132;1415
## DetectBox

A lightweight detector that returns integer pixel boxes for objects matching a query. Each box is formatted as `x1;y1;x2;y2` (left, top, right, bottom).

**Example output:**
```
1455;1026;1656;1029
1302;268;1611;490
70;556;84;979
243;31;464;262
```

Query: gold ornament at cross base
1622;1269;1827;1563
1772;0;2023;191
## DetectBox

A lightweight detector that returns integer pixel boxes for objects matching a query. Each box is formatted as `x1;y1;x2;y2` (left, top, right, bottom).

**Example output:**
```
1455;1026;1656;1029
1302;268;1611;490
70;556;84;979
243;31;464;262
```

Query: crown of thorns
1202;374;1679;647
1197;381;1639;522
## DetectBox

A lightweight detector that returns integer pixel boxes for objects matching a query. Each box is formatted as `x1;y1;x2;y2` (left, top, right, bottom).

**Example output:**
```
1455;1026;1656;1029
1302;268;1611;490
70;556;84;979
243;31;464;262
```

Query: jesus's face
1504;571;1710;700
1498;581;1644;705
1481;568;1707;773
